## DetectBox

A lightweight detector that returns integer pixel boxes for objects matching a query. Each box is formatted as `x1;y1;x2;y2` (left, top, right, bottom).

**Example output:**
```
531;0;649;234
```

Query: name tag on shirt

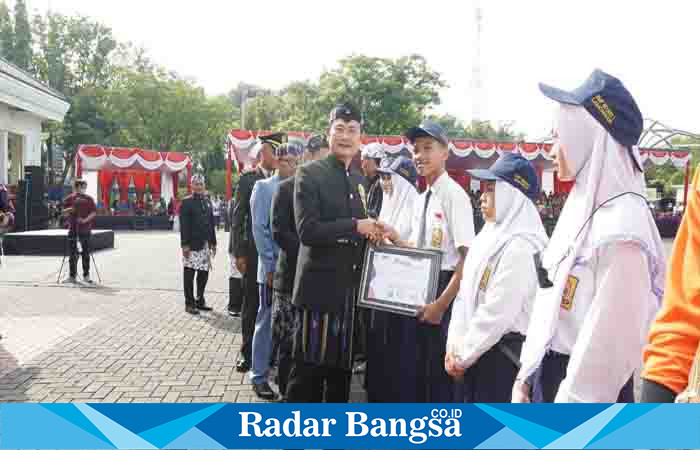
561;275;579;310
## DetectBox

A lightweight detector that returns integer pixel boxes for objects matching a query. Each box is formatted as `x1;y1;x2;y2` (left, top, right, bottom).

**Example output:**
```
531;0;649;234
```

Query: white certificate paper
367;253;431;307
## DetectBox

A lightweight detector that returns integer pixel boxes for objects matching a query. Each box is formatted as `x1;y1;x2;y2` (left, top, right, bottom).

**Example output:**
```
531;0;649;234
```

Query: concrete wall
0;102;44;184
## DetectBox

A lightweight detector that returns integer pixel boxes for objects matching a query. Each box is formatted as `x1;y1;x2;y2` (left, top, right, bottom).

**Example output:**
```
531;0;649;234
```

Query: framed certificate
358;244;443;317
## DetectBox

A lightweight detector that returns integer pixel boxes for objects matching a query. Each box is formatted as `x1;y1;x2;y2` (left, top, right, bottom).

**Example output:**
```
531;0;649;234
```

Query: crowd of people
175;68;700;405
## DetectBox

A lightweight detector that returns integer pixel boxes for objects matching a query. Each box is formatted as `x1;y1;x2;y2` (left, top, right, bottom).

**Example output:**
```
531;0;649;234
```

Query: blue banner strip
2;403;699;449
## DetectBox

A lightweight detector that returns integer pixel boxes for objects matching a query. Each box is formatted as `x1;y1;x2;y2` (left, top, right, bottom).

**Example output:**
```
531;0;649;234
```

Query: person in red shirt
62;178;97;283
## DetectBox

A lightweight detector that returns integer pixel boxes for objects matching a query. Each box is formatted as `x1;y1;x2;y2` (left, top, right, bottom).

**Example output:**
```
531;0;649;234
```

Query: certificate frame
358;244;443;317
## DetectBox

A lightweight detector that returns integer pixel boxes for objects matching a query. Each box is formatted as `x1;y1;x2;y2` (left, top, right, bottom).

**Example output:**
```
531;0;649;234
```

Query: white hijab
378;173;418;240
448;181;548;355
518;104;666;379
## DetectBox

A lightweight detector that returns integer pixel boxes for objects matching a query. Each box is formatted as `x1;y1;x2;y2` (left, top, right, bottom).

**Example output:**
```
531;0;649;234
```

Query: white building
0;57;70;186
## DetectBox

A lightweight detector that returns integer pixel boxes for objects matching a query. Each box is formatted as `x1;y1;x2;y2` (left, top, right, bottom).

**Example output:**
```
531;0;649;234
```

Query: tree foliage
238;54;451;136
4;2;525;190
0;1;12;59
5;8;236;184
11;0;31;70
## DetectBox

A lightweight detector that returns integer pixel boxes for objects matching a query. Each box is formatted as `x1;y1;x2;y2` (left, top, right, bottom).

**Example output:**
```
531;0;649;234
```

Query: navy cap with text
539;69;643;148
377;156;418;186
469;152;539;201
404;120;449;146
274;142;304;158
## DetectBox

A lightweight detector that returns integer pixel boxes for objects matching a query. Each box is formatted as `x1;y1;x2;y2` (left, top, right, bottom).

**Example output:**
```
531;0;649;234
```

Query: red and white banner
77;146;191;173
227;130;687;168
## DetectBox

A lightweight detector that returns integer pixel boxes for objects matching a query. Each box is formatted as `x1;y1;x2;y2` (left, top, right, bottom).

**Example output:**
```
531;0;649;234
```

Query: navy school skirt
366;270;457;403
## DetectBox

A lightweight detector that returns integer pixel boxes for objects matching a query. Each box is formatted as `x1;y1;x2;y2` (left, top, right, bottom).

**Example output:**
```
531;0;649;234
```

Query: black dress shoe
228;308;241;317
196;299;213;311
236;357;250;373
185;305;200;315
253;382;278;401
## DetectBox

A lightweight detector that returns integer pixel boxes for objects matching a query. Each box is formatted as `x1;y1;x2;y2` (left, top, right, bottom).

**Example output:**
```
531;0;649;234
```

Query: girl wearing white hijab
513;70;666;403
366;156;420;402
445;153;548;402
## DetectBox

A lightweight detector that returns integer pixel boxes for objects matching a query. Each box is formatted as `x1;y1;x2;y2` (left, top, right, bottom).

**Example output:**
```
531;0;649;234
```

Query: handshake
355;219;399;244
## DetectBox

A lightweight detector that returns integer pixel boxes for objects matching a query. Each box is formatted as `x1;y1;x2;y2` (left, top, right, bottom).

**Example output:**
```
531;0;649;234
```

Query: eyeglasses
380;174;392;180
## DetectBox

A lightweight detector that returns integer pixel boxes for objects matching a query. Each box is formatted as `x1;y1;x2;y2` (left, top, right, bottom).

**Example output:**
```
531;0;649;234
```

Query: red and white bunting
77;146;190;173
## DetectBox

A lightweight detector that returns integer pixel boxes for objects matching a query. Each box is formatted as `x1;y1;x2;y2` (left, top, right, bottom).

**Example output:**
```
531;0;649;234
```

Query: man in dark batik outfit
229;133;282;372
286;103;378;403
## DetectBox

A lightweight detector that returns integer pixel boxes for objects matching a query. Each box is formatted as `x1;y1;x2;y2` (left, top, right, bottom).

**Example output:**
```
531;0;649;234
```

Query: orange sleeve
642;164;700;394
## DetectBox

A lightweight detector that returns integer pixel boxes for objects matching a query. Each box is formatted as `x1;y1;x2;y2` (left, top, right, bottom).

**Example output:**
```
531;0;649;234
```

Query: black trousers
228;277;243;312
183;268;209;306
286;360;352;403
240;251;259;362
640;378;676;403
68;232;91;278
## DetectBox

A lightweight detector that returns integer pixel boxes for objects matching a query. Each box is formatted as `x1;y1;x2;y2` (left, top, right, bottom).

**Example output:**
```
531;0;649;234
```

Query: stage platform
95;215;172;231
1;229;115;256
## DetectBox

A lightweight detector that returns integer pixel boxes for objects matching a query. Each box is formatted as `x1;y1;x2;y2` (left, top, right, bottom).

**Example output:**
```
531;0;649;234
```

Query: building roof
0;56;70;122
0;57;68;102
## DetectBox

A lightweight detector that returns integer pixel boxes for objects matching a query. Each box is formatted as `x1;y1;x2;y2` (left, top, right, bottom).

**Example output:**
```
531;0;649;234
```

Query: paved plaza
0;230;366;404
0;231;676;405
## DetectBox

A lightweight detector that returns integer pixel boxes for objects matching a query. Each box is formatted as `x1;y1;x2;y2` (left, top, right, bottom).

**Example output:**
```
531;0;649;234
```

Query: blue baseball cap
377;156;418;186
539;69;643;148
404;120;449;146
468;153;539;201
274;142;304;158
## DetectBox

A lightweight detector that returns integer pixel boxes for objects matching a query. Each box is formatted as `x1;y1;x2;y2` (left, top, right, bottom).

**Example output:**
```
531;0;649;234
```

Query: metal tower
471;1;485;122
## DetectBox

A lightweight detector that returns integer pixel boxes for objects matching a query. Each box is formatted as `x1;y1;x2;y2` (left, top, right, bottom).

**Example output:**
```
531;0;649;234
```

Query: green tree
206;169;227;196
317;54;447;135
235;54;448;135
11;0;31;70
31;12;121;183
426;114;468;138
0;1;12;59
103;69;236;166
244;94;285;131
463;120;520;140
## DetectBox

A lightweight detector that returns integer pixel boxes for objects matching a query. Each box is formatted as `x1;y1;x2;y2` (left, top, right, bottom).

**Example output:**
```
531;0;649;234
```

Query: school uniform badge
358;184;367;212
561;275;578;310
479;267;492;291
430;212;444;248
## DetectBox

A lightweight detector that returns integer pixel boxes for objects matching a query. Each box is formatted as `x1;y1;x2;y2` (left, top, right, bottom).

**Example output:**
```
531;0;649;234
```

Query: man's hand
418;301;444;325
511;379;531;403
235;256;247;274
356;218;377;237
182;246;191;259
445;352;466;379
266;272;274;288
376;221;399;243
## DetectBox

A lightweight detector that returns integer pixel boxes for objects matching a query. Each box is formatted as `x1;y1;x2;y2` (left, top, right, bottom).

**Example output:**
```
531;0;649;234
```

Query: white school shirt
456;237;537;368
408;172;474;270
549;241;655;403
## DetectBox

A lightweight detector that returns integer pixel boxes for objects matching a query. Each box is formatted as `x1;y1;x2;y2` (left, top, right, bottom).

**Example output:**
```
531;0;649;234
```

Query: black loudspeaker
24;166;45;200
15;167;49;231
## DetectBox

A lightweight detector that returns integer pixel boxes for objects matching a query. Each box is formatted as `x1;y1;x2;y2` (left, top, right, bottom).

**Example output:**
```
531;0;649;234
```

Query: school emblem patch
358;184;367;212
561;275;579;310
479;267;492;291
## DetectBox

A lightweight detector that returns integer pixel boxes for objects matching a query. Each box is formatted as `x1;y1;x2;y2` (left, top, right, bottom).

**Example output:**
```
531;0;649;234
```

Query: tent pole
226;144;232;201
684;160;691;215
